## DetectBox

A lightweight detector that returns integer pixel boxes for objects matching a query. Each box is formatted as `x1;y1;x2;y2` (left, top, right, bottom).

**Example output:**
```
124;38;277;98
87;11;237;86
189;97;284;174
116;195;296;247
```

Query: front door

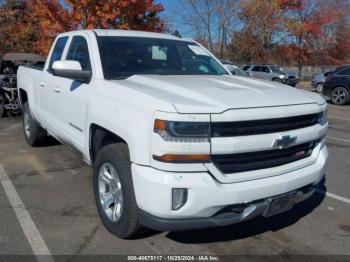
54;33;93;152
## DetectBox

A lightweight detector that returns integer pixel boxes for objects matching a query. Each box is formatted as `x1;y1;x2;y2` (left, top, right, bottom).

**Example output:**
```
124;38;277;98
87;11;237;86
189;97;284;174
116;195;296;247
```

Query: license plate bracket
264;192;296;217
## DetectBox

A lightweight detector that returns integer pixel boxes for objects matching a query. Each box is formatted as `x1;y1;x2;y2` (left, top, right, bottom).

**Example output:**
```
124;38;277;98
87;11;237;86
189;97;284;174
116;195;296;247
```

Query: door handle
39;82;46;87
54;88;61;93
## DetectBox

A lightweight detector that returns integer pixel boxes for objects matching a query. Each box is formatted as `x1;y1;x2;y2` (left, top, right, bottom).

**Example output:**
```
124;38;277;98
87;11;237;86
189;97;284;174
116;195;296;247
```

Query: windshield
270;66;284;73
97;37;228;79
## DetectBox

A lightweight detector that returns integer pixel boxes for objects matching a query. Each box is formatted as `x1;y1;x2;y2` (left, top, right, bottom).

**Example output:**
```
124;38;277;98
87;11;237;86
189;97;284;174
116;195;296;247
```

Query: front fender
86;99;154;166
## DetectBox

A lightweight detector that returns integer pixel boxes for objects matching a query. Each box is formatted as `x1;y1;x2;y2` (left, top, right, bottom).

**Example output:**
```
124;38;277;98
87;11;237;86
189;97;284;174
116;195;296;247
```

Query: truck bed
21;63;45;71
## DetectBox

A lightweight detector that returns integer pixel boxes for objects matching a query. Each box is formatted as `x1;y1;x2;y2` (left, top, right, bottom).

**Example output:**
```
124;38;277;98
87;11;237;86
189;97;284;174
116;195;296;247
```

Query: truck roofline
55;29;192;42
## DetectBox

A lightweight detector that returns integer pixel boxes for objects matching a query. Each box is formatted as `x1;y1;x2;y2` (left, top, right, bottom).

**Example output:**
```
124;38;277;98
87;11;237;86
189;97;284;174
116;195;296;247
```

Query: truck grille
211;113;320;137
211;140;318;174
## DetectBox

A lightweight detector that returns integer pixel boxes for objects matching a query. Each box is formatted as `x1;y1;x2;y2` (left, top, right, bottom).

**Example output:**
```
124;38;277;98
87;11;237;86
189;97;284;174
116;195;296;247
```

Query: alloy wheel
316;83;323;93
98;163;123;223
332;88;346;104
24;110;31;138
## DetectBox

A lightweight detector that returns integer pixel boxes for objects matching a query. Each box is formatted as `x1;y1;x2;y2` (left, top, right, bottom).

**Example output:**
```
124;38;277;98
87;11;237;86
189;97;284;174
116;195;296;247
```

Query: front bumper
311;81;317;89
139;184;316;231
284;78;299;86
132;146;328;231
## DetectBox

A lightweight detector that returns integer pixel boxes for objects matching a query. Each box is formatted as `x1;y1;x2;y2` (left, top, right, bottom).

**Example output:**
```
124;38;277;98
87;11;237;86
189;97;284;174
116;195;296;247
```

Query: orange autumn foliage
0;0;164;55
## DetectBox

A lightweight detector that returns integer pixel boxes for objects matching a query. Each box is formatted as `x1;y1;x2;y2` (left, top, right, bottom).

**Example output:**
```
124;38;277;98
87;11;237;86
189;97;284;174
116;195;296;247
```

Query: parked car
323;65;350;105
0;53;45;117
18;30;328;239
243;64;299;87
311;70;333;93
220;60;249;77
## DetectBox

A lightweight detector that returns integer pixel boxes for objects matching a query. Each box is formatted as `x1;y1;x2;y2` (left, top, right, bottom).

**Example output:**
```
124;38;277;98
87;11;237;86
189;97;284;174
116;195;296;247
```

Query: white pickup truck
17;30;329;239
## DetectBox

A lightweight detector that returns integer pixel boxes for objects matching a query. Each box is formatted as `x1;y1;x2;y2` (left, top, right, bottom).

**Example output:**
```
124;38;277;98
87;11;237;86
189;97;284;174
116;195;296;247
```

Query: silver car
220;60;249;77
243;65;299;87
311;70;333;93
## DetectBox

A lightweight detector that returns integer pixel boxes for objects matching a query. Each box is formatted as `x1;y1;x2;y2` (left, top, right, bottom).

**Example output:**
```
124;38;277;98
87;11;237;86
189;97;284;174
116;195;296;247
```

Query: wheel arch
331;85;350;92
19;88;28;107
89;124;129;164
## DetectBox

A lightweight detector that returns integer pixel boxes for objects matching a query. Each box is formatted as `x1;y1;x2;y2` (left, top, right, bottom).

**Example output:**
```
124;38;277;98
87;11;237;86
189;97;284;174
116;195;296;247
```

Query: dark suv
323;65;350;105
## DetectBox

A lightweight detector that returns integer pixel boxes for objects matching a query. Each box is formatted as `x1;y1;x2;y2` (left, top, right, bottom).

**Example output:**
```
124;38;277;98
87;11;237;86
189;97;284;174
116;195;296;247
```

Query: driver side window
66;36;91;71
252;66;261;72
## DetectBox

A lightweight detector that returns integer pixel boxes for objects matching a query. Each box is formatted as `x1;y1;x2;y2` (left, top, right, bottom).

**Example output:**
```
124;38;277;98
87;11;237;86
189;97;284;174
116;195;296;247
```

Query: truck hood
110;75;325;113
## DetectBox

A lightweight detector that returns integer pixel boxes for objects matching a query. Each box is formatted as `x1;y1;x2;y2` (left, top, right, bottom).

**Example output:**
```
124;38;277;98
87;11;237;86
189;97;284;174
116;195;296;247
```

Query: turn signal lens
154;119;166;130
153;154;210;163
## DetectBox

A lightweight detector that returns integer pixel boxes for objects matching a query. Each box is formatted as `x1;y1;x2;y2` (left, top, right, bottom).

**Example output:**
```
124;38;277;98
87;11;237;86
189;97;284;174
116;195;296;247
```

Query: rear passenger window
66;36;91;71
48;37;68;72
252;66;261;72
261;66;270;73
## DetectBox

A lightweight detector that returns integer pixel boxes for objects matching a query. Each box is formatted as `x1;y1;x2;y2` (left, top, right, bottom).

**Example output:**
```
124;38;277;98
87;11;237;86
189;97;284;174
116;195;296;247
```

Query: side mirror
52;60;92;83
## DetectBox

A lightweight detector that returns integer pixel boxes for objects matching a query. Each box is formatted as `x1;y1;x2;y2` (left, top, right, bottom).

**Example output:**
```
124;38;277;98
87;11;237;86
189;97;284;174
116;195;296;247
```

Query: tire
6;110;14;118
316;83;323;93
331;86;350;106
0;95;5;118
22;102;47;146
272;78;282;83
93;143;145;239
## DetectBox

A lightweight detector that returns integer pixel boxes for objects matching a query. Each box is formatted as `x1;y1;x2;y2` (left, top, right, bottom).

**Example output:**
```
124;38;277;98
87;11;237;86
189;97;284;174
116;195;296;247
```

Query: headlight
154;119;209;142
318;110;327;125
280;74;288;79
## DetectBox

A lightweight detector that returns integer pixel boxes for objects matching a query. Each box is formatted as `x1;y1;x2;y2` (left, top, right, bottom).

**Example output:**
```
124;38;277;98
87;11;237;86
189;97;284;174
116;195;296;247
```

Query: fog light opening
172;188;188;210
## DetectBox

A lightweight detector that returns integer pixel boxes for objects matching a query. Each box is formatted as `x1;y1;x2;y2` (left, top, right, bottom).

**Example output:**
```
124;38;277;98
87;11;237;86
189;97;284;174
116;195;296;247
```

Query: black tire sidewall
23;103;35;145
22;102;46;146
0;94;5;117
273;78;282;83
93;144;140;238
331;87;350;105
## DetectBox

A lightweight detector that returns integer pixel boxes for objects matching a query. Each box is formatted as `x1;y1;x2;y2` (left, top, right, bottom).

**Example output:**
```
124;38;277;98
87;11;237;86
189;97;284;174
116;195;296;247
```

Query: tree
281;0;339;77
0;0;164;55
237;0;284;63
169;0;239;55
65;0;164;31
326;19;350;64
28;0;73;54
0;0;38;54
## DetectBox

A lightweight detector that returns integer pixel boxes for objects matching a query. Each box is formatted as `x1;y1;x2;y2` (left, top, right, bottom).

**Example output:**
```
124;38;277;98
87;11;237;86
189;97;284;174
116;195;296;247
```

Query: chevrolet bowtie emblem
273;135;297;149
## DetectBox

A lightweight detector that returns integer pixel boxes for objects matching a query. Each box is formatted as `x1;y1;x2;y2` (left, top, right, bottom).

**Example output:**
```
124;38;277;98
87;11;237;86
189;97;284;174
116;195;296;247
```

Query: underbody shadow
164;178;326;244
33;135;61;147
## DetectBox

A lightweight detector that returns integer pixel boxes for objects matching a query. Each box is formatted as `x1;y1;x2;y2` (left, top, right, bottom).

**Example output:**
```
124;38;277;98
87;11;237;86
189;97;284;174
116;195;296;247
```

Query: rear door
260;66;272;80
39;36;69;131
251;66;263;78
250;66;262;78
